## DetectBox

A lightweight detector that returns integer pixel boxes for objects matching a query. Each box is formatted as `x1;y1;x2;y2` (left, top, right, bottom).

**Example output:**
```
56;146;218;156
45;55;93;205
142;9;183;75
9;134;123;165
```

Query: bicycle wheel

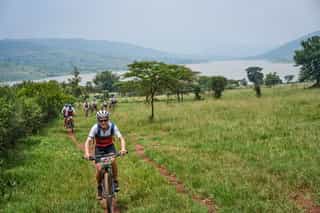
104;172;113;213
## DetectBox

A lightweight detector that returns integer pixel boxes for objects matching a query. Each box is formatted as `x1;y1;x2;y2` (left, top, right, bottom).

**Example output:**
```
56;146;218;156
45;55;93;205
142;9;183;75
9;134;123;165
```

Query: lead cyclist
84;110;127;200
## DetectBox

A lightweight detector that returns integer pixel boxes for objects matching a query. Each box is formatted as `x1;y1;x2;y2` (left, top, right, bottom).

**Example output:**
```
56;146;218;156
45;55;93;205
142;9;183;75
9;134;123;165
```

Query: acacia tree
294;36;320;88
246;66;264;97
166;65;198;102
93;70;120;92
124;61;168;120
210;76;227;98
264;72;282;87
68;66;82;97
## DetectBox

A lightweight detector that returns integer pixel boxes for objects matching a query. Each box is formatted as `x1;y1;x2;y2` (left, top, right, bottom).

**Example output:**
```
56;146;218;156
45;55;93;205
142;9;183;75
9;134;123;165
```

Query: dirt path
135;143;216;213
291;190;320;213
67;131;121;213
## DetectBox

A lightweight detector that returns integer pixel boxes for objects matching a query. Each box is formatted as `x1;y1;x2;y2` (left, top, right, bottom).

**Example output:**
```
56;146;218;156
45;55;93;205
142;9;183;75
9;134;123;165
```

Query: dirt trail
67;131;121;213
291;191;320;213
135;143;216;213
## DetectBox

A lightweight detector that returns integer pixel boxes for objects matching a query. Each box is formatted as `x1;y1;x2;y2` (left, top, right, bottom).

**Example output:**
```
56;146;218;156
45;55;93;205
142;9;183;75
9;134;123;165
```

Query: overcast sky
0;0;319;55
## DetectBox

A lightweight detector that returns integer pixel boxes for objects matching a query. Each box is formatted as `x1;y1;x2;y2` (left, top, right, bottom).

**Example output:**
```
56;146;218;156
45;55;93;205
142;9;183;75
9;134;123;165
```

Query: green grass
112;86;319;212
1;86;319;212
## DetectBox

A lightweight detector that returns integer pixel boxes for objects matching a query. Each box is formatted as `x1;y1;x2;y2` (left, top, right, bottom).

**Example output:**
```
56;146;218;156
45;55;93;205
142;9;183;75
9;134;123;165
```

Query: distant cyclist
91;99;98;112
102;101;108;111
62;104;75;128
83;100;90;117
109;94;117;111
84;110;127;200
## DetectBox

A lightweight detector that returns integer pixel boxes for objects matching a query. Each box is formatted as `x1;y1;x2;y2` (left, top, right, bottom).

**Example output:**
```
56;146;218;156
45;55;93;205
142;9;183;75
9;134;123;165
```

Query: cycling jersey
88;122;122;147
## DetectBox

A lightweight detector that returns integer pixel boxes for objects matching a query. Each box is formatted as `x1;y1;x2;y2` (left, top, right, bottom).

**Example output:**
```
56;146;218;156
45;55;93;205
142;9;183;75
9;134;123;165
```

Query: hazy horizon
1;0;320;56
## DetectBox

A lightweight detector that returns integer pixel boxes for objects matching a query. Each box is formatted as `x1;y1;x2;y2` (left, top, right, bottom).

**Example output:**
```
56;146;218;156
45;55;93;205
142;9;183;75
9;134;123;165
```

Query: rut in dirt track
135;143;216;213
67;131;121;213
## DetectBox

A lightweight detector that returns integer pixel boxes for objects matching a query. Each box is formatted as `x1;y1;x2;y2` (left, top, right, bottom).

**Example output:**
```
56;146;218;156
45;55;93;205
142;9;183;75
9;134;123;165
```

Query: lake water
186;60;299;80
1;60;300;86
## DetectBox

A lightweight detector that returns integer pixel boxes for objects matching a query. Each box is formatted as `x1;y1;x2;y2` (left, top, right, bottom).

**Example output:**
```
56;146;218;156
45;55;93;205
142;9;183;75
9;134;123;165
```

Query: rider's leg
112;160;118;181
95;164;103;199
112;160;120;192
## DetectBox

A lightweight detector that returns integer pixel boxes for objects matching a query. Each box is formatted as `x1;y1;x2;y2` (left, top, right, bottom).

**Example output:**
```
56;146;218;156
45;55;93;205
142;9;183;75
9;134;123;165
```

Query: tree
124;61;169;120
294;36;320;87
284;75;295;84
68;66;82;97
198;76;212;91
193;84;202;100
246;66;264;97
239;78;248;87
210;76;227;98
165;65;198;102
264;72;282;87
93;70;120;92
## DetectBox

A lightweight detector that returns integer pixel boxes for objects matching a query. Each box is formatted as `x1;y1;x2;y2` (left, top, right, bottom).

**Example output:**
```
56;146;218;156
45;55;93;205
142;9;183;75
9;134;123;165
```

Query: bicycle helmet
96;110;110;120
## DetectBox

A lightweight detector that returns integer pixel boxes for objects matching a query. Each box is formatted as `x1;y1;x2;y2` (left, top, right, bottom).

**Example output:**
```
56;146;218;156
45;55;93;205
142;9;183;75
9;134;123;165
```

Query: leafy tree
85;81;94;93
226;79;240;89
239;78;248;87
294;36;320;88
68;66;82;97
93;70;119;92
124;61;169;120
284;75;294;84
193;84;202;100
264;72;282;87
246;66;264;97
165;65;198;102
210;76;227;98
198;76;212;91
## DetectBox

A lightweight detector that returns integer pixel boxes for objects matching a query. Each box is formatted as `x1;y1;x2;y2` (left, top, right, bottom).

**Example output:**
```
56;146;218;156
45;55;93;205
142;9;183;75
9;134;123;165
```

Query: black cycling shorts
95;144;116;163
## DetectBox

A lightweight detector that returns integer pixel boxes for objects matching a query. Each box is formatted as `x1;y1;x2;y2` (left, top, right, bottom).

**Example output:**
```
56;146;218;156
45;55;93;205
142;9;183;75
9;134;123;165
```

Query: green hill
251;31;320;62
0;38;193;82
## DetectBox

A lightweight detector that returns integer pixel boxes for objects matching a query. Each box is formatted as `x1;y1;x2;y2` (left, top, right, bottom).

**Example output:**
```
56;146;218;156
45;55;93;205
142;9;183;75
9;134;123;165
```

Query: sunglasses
99;119;108;123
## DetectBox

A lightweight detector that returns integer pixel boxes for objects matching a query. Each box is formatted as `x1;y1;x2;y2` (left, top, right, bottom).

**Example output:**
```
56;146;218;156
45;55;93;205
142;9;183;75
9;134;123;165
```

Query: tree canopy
246;66;264;97
264;72;282;87
294;36;320;87
93;70;120;92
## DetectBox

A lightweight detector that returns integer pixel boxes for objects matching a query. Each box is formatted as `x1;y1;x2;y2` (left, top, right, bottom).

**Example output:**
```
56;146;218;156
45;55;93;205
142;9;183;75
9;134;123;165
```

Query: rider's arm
84;137;94;157
118;135;126;153
114;125;126;153
85;124;98;157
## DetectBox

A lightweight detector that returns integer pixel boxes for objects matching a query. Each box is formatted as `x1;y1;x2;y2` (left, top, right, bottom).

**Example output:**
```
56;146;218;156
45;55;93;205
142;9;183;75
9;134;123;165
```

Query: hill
0;38;193;82
250;31;320;62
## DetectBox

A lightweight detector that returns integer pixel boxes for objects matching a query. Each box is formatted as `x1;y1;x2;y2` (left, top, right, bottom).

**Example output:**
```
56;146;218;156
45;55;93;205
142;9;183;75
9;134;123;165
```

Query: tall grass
113;86;319;212
1;86;319;212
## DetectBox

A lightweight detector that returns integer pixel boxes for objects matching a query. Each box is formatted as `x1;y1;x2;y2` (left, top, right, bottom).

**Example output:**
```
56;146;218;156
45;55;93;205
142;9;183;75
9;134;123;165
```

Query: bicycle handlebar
84;151;128;161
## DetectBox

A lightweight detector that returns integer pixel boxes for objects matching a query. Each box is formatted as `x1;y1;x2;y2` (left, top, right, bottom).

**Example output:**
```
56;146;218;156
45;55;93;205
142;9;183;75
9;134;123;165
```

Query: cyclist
63;104;75;128
102;101;108;110
108;94;117;111
83;100;90;117
84;110;127;200
61;104;68;127
91;99;98;112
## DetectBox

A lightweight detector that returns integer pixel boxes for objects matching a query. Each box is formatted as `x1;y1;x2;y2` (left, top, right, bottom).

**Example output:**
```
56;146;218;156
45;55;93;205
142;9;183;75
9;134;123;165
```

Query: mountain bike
86;152;126;213
66;116;74;132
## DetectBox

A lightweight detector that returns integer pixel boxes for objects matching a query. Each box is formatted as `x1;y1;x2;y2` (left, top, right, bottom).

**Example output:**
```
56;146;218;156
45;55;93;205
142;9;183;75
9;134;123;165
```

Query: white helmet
96;110;110;120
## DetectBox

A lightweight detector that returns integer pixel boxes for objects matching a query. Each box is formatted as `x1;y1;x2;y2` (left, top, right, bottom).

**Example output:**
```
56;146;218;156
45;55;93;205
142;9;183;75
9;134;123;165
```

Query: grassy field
1;86;319;212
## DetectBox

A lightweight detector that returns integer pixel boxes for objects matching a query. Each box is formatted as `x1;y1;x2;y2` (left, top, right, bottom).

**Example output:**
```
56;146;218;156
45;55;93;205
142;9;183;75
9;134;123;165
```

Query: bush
0;81;75;149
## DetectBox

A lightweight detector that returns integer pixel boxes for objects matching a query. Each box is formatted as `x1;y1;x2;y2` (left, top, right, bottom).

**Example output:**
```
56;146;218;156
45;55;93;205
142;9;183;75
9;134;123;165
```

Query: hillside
251;31;320;62
0;38;192;82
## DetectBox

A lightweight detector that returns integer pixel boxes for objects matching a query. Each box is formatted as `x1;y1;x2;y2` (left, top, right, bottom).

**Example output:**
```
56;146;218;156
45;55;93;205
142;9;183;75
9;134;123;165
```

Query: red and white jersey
88;122;122;139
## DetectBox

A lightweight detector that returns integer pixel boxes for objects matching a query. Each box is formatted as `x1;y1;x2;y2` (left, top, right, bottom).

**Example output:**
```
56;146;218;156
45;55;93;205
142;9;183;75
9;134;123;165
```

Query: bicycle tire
104;172;113;213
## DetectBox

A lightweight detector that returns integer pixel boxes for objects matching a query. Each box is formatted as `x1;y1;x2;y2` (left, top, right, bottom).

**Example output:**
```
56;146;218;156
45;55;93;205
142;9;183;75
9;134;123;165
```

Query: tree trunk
310;77;320;88
151;93;154;120
255;85;261;97
176;92;180;102
181;92;184;102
